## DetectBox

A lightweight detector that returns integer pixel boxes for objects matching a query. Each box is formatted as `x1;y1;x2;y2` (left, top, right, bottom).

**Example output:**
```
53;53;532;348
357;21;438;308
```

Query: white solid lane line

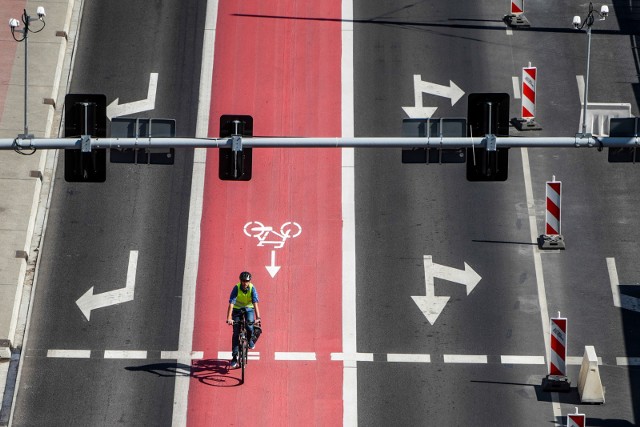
171;0;219;423
342;0;357;425
520;147;562;421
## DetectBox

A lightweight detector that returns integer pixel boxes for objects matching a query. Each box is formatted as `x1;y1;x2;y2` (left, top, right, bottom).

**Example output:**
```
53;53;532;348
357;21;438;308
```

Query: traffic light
219;115;253;181
466;93;510;181
608;117;639;162
401;118;466;163
64;94;107;182
110;118;176;164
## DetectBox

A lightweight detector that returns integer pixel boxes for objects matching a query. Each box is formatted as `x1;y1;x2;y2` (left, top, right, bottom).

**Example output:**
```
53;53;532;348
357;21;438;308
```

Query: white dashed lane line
41;350;639;366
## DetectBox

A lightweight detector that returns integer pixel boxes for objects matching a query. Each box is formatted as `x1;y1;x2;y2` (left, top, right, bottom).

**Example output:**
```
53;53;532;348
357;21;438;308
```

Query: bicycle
233;308;255;383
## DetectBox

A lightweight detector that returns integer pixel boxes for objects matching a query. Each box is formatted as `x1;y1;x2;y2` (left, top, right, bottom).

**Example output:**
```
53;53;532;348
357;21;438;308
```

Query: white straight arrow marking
412;255;481;325
76;250;138;321
266;250;281;278
107;73;158;119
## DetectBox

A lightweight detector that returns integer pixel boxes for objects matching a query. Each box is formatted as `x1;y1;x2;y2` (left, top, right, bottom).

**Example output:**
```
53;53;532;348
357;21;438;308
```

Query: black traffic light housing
219;115;253;181
608;117;640;162
64;94;107;182
401;118;467;163
466;93;510;181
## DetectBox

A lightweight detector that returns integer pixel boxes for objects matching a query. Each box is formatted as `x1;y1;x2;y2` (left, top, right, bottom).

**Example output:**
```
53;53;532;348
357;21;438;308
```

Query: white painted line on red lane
501;355;545;365
387;354;431;363
47;350;91;358
342;0;357;424
104;350;147;359
444;354;488;364
217;351;260;361
275;352;317;361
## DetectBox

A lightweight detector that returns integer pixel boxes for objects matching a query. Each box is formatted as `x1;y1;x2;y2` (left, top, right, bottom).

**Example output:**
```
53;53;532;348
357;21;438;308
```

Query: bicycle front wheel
241;340;248;382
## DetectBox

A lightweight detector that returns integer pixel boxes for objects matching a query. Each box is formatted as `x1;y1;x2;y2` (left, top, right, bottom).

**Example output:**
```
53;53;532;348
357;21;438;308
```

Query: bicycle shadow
125;358;242;387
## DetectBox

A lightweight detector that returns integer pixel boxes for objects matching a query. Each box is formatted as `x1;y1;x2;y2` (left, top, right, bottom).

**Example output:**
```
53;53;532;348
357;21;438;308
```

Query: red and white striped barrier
545;178;561;235
522;66;537;120
567;408;585;427
511;0;524;15
504;0;529;27
539;176;564;249
550;316;567;377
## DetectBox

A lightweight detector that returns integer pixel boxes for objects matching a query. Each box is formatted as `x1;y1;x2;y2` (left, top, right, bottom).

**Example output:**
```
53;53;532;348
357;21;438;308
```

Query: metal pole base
538;234;565;250
511;118;542;131
542;375;571;392
503;14;530;27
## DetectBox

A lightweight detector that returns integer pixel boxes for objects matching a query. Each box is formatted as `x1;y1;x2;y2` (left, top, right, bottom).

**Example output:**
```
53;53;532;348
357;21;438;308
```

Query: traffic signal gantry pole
1;134;639;151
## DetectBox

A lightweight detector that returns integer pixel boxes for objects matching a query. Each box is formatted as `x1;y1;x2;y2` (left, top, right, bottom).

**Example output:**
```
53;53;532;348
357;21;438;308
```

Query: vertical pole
23;10;29;137
581;26;592;135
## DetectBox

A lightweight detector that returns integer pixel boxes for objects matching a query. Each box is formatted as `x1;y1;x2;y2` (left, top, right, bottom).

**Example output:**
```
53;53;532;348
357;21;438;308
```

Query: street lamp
573;3;608;136
8;7;46;139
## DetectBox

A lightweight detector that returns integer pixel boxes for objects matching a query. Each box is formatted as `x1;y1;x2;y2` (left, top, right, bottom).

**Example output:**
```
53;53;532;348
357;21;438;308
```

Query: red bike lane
188;1;343;425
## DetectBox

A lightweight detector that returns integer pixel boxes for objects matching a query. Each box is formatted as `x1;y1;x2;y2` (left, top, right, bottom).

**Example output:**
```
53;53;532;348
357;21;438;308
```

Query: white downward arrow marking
412;255;481;325
76;250;138;321
402;74;465;118
266;250;281;278
107;73;158;120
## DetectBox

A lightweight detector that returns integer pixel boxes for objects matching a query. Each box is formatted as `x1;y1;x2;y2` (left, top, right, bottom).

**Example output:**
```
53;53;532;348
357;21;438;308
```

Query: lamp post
573;3;609;136
8;7;46;139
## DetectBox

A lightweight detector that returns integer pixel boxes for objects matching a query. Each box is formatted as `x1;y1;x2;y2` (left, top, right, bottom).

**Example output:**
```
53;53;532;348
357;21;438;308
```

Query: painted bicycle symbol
243;221;302;249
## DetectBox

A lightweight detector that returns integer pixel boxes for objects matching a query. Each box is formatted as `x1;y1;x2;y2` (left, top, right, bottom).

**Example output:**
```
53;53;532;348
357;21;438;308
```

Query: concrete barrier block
578;345;605;404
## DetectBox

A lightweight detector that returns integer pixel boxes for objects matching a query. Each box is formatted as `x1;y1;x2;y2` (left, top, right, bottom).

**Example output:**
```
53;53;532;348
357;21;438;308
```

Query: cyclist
226;271;261;369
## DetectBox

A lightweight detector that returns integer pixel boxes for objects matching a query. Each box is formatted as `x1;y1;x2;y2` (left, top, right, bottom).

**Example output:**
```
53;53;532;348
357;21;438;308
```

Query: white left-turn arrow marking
107;73;158;119
266;250;281;278
76;250;138;321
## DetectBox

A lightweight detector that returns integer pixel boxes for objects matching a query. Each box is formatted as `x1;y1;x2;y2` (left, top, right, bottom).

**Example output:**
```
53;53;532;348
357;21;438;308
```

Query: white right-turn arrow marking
412;255;481;325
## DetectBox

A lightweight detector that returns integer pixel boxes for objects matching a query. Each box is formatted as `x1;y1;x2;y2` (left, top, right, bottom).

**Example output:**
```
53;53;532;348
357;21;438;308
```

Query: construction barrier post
578;346;605;403
503;0;530;27
567;408;585;427
542;314;571;392
513;65;543;131
539;176;565;249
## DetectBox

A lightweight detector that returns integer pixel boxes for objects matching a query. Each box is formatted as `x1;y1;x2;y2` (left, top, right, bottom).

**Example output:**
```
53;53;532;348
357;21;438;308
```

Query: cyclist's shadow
125;359;242;387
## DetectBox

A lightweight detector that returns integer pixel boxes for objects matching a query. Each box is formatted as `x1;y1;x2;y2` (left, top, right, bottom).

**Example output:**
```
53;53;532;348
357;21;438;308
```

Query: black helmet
239;271;252;281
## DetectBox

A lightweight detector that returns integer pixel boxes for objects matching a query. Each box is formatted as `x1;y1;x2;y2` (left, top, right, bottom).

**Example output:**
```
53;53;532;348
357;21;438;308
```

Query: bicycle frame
234;309;254;383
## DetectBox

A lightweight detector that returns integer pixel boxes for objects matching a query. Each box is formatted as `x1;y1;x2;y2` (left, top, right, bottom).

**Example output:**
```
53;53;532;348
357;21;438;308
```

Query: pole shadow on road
125;359;241;387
